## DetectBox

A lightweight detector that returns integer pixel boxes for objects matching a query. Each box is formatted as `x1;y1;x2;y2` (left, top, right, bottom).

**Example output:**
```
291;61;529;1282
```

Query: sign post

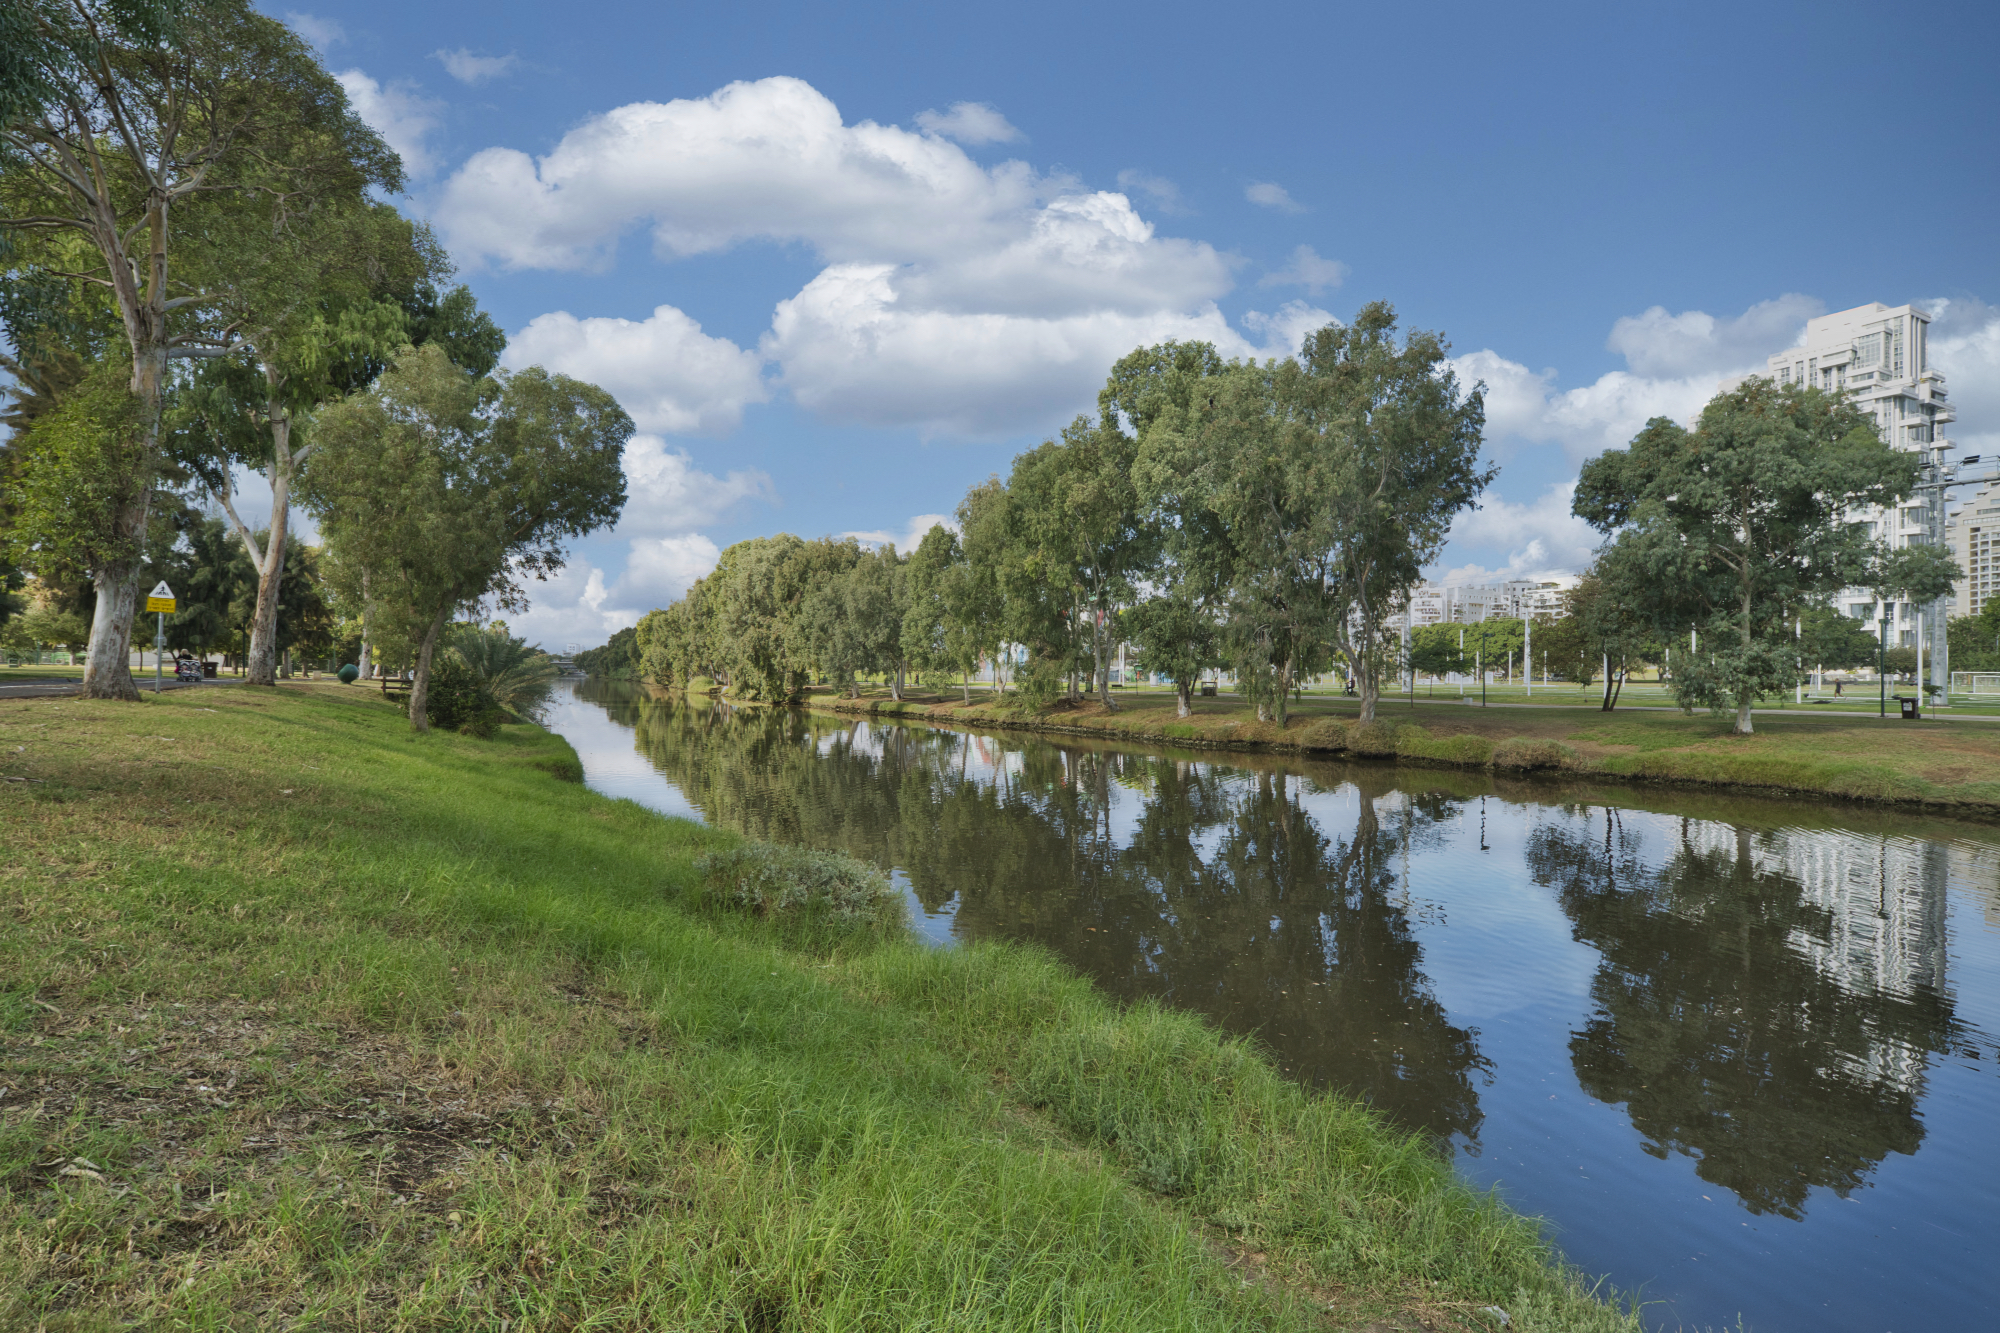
144;581;176;694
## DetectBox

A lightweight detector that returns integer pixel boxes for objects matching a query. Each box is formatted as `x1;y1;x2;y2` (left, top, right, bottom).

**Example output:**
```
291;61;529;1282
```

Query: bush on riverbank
0;685;1637;1331
694;841;903;929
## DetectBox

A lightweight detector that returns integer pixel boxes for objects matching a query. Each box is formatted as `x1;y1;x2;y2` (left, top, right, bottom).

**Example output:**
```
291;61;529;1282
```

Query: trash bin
202;661;217;679
1897;695;1919;720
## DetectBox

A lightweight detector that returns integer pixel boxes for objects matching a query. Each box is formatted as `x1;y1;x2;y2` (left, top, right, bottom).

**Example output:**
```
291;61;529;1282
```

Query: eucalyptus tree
1137;359;1331;726
1575;380;1920;733
901;523;958;692
1;0;400;697
1109;339;1230;717
953;474;1025;693
179;201;428;685
302;345;629;730
1007;413;1156;708
1294;305;1490;722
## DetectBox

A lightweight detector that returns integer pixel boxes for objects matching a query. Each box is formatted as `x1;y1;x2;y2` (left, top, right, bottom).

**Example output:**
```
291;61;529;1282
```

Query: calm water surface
549;682;2000;1333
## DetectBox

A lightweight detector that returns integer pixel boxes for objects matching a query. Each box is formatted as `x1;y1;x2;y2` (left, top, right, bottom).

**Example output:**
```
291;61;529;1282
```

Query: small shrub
1492;738;1577;771
424;655;504;737
1347;720;1401;756
694;843;903;927
1298;718;1350;750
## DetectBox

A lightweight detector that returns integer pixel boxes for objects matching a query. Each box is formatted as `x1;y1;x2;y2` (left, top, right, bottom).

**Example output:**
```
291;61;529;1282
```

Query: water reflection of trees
619;696;1487;1144
1529;810;1956;1218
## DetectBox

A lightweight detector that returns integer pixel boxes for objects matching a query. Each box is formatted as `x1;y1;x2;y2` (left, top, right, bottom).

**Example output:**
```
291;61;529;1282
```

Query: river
549;680;2000;1333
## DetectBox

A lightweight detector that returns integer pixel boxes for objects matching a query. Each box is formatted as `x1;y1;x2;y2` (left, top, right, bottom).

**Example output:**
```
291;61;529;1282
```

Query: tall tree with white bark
301;344;630;730
0;0;399;698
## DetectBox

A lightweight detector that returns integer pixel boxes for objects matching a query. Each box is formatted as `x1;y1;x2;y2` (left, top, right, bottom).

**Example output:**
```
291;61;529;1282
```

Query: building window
1891;323;1905;377
1856;332;1882;367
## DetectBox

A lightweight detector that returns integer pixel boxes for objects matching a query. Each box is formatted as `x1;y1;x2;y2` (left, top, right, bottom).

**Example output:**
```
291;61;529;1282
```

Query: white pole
154;611;163;695
1796;614;1803;704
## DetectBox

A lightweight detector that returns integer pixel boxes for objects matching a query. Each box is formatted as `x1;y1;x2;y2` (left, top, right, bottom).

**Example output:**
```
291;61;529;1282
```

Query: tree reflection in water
1528;808;1957;1218
617;691;1488;1145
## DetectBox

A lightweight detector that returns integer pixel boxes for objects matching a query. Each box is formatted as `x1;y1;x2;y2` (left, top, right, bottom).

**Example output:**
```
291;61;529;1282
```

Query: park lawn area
0;683;1636;1332
807;684;2000;814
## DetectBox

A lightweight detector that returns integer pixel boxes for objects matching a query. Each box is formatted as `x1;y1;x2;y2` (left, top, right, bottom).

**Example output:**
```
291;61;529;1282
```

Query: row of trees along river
625;329;1962;735
0;0;633;728
0;4;1968;737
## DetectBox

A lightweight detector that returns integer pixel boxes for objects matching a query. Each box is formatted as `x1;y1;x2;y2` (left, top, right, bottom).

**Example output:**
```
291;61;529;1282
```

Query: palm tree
447;623;561;723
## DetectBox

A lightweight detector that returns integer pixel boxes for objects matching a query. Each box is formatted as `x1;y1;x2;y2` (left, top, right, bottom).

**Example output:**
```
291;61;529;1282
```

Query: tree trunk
358;571;374;679
82;562;143;701
1356;654;1379;723
1094;615;1116;711
81;182;172;702
245;469;291;686
1176;680;1192;718
407;605;452;732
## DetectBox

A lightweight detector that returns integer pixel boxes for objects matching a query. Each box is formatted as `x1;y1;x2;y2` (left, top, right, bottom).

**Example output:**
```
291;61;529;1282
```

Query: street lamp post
1879;613;1891;718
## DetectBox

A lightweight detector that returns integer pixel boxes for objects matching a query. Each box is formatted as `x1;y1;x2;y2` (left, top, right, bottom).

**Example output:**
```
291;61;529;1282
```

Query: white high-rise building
1764;303;1955;684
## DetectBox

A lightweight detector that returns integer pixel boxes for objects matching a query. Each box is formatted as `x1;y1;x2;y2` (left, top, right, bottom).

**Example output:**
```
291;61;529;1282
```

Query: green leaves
1574;378;1930;730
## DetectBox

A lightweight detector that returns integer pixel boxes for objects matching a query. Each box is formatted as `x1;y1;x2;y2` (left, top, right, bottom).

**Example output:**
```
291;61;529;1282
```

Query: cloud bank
439;77;1335;439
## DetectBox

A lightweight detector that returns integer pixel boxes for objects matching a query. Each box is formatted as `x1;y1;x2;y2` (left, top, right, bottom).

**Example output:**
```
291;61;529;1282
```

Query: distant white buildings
1763;303;1955;674
1403;578;1575;627
1944;479;2000;620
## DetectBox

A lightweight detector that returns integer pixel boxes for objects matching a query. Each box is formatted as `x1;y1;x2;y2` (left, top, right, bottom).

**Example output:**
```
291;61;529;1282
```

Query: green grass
0;684;1636;1332
795;683;2000;814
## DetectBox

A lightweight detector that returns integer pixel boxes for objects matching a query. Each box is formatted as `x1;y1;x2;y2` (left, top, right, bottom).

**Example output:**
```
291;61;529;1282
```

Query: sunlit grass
0;684;1637;1331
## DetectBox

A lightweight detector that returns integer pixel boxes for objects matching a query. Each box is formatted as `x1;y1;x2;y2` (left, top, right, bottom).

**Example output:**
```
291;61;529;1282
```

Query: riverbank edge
681;685;2000;817
0;685;1638;1332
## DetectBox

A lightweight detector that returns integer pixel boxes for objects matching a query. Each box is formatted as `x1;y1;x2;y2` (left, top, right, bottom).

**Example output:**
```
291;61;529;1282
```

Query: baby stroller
173;655;203;682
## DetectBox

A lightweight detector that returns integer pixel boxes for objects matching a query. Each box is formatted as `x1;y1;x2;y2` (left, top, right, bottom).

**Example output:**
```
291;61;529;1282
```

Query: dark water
548;682;2000;1333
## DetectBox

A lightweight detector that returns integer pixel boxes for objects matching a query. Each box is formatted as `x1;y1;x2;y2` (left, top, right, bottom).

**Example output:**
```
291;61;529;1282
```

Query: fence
1950;672;2000;694
3;651;81;667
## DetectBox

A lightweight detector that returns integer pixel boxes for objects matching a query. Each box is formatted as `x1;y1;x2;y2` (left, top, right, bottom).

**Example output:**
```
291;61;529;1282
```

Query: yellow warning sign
145;580;176;614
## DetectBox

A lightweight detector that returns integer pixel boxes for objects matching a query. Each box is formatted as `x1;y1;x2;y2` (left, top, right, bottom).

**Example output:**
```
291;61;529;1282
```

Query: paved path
0;678;232;701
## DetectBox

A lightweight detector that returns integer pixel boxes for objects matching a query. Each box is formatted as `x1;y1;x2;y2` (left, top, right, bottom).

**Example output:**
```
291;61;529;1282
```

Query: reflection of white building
1680;823;1949;1093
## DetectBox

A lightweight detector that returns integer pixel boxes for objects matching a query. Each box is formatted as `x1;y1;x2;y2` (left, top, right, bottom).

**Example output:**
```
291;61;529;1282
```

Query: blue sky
269;0;2000;648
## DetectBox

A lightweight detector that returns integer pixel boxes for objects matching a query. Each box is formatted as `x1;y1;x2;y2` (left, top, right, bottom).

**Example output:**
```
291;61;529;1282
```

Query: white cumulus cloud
765;263;1263;438
285;11;343;48
613;534;724;607
843;513;960;554
1452;296;1811;466
1245;181;1304;213
1258;244;1348;296
619;436;774;536
335;70;443;180
433;48;518;85
438;76;1265;437
502;305;768;436
915;101;1022;144
1435;482;1600;587
1923;296;2000;455
1605;293;1822;378
1239;301;1337;362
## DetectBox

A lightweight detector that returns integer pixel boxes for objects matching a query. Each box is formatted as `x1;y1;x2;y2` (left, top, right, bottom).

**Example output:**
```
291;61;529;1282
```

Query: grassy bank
794;684;2000;814
0;684;1635;1331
